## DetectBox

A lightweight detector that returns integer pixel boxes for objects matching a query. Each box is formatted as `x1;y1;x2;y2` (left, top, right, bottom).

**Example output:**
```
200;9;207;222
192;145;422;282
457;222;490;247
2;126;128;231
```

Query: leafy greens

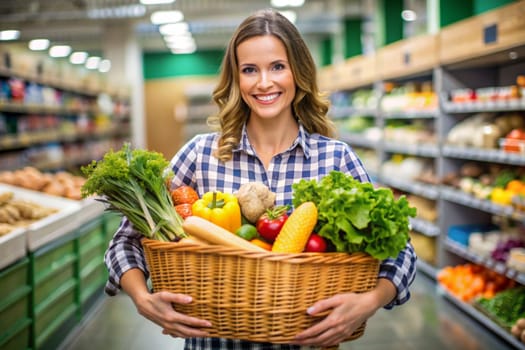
292;170;416;260
81;143;186;242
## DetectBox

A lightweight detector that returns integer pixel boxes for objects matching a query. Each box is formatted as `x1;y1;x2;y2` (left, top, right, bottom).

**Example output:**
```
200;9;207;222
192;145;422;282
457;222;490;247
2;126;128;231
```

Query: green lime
235;224;258;241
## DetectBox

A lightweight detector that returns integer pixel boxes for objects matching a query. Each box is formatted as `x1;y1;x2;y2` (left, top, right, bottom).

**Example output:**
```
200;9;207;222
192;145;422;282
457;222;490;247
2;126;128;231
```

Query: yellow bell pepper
490;187;513;206
191;191;242;233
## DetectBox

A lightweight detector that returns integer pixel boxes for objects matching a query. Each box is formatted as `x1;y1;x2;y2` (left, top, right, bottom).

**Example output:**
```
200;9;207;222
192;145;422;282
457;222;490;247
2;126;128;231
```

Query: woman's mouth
254;93;280;102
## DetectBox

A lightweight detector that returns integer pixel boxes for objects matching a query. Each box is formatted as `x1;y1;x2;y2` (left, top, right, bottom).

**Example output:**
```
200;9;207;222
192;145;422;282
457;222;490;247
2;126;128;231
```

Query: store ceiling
0;0;363;54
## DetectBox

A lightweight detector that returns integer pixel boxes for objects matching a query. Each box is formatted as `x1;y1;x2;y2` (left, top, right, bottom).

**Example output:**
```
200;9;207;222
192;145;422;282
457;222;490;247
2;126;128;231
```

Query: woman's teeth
257;93;279;101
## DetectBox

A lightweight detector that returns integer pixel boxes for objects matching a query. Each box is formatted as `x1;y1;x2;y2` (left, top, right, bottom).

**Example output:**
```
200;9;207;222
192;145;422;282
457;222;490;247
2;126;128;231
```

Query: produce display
437;263;515;301
475;287;525;329
446;112;524;150
443;162;525;209
0;190;58;235
380;81;437;112
511;318;525;343
0;166;86;199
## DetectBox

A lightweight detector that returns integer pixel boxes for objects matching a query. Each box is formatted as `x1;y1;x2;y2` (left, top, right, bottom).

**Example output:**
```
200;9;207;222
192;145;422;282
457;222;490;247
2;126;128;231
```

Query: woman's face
237;35;296;122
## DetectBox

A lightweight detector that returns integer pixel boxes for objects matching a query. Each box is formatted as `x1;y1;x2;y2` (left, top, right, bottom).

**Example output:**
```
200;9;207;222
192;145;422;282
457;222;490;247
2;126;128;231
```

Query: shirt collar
234;123;311;159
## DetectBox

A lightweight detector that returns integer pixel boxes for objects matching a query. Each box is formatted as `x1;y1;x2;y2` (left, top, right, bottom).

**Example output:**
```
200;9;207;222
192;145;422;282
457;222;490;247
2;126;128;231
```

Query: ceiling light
29;39;50;51
401;10;417;21
49;45;72;58
159;22;189;36
0;30;20;41
70;51;88;64
165;36;195;49
163;32;192;43
88;4;145;19
271;0;305;7
171;46;196;54
288;0;305;6
98;59;111;73
279;10;297;23
86;56;101;70
140;0;175;4
151;10;184;24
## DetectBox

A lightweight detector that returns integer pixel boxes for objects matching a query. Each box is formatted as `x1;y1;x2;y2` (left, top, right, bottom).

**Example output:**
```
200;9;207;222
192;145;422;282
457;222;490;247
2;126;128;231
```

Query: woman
105;8;417;349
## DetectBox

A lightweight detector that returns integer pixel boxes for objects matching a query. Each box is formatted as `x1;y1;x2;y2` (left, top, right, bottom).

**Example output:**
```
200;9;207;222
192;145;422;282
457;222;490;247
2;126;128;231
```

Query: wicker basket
142;238;379;344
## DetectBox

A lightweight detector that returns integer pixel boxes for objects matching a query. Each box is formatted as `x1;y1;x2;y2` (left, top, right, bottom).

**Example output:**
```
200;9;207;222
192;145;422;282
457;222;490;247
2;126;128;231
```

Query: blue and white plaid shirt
104;124;417;350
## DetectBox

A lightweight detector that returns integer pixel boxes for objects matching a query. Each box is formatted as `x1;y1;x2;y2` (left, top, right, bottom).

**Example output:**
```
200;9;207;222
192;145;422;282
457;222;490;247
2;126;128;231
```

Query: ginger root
235;182;276;223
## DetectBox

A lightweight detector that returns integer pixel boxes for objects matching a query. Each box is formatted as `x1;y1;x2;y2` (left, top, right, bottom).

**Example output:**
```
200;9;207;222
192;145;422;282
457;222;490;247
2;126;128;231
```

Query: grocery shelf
338;131;378;149
329;106;377;119
442;99;525;113
437;285;525;350
379;177;440;200
416;258;438;279
383;142;439;157
442;145;525;166
320;3;525;347
440;185;516;218
410;217;440;237
444;238;525;286
382;110;438;119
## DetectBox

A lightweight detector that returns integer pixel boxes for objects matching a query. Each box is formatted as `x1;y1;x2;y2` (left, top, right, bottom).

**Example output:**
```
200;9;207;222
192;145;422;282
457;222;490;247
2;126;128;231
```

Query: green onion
80;143;186;241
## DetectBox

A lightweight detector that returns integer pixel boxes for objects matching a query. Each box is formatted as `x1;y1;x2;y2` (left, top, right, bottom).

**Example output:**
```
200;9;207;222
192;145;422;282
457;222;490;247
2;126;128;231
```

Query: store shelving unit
0;48;131;172
320;2;525;348
183;84;217;142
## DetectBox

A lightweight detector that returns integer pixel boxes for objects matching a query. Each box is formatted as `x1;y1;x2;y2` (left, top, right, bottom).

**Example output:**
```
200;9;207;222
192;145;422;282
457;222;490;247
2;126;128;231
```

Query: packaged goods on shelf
447;224;498;247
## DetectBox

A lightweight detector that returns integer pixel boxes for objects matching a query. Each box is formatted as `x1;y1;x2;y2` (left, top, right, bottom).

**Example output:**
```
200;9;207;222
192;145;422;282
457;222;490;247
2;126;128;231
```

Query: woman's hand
293;278;397;348
120;268;211;338
292;291;379;347
135;291;212;338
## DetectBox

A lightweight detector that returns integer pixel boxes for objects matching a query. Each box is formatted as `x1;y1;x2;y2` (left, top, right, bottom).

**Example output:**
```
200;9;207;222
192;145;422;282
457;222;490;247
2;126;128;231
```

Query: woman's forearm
120;268;150;305
372;278;398;309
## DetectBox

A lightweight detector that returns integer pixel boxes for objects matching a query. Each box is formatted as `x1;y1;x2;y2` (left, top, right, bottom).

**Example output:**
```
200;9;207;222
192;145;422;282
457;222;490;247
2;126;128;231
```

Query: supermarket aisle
59;273;515;350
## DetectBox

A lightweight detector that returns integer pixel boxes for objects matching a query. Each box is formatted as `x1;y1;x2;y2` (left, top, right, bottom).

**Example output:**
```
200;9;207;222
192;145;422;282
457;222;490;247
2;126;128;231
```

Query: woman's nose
257;71;273;89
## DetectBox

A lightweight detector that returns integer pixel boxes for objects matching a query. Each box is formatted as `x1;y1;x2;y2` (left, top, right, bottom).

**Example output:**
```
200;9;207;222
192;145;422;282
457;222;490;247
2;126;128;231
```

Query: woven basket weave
142;238;379;344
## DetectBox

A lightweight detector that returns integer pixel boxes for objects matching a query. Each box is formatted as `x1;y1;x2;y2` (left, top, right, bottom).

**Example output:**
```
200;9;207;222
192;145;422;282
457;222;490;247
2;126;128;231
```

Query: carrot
272;201;318;253
182;215;266;251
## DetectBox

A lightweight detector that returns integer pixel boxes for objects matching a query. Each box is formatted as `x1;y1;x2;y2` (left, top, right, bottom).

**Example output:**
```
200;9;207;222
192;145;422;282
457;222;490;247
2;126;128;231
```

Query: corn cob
271;201;318;253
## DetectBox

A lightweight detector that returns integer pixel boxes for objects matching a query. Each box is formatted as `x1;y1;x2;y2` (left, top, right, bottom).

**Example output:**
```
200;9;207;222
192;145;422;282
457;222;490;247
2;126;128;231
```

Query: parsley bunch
81;143;186;242
292;170;416;260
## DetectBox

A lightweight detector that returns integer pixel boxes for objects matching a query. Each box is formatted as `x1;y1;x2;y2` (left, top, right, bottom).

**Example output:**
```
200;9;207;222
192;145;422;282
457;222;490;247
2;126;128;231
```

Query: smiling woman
238;35;298;167
104;8;417;350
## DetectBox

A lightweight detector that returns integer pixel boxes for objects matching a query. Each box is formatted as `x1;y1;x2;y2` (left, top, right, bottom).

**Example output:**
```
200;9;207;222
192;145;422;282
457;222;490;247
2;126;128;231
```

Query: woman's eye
273;63;285;70
241;66;256;74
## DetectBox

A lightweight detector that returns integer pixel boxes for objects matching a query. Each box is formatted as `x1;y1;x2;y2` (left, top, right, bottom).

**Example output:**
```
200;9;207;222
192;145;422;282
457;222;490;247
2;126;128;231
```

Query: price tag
483;24;498;44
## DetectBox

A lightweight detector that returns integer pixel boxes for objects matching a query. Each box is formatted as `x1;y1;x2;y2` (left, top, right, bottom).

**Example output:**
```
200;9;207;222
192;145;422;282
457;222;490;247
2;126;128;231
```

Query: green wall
344;18;363;58
439;0;516;28
473;0;516;14
143;50;224;80
378;0;403;45
321;37;334;67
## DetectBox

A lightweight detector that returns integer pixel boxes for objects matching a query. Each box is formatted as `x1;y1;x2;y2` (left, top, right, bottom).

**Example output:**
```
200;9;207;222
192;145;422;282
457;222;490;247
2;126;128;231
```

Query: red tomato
175;203;193;219
171;186;199;205
304;233;327;252
256;205;289;242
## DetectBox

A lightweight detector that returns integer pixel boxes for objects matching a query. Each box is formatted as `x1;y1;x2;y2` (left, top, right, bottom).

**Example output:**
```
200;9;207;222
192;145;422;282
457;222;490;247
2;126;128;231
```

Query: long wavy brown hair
209;8;335;162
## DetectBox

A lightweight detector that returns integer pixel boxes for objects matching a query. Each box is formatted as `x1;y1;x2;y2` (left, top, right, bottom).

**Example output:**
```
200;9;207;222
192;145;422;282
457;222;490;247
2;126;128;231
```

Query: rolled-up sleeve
104;217;149;296
378;240;417;309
